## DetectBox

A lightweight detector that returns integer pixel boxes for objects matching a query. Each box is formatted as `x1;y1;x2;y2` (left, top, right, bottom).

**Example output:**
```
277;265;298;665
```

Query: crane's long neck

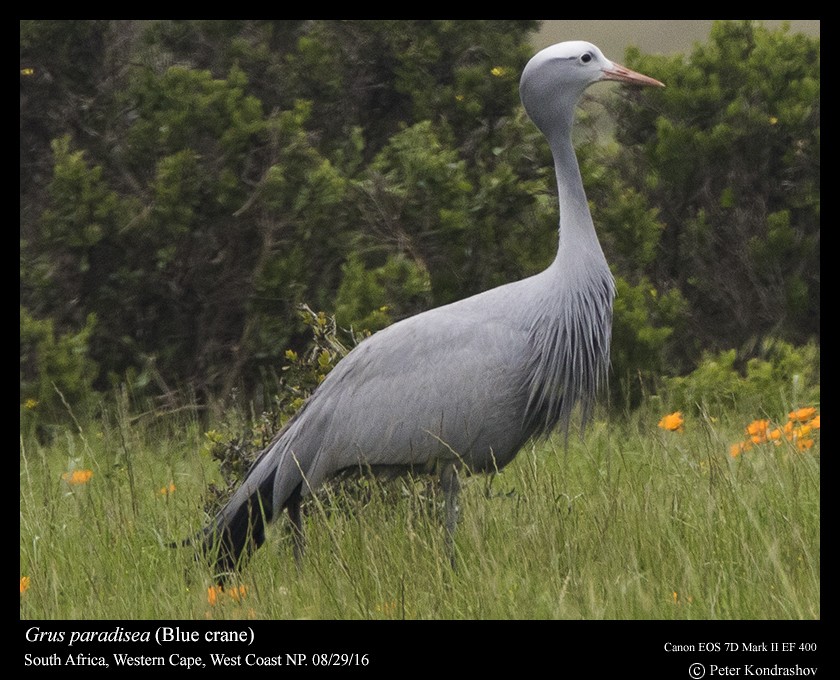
521;102;615;438
548;123;605;267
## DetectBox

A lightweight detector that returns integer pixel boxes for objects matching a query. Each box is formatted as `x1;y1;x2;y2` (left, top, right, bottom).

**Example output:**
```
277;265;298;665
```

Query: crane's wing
288;302;536;493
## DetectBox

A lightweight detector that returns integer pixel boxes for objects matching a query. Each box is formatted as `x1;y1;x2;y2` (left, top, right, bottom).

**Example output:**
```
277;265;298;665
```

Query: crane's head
520;41;663;136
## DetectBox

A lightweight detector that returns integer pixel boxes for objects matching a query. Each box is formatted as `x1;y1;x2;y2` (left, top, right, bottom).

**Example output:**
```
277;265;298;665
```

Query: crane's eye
580;52;593;64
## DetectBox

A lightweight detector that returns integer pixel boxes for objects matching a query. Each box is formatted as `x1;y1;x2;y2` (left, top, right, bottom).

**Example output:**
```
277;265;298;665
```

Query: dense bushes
20;21;819;424
617;21;820;358
20;306;97;431
665;340;820;417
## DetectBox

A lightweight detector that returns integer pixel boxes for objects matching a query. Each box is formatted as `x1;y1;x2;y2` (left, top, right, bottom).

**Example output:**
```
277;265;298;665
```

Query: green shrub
610;275;688;408
663;339;819;416
334;253;431;333
20;306;98;432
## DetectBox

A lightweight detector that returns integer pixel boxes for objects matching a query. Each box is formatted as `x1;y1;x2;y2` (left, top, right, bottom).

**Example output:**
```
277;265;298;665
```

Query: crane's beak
601;61;665;88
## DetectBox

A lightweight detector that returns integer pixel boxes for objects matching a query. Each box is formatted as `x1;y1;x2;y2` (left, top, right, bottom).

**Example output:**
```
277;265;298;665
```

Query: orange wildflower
62;469;93;485
159;482;176;496
746;419;771;444
375;600;398;616
20;576;31;594
207;584;247;605
788;407;817;423
729;407;818;457
658;412;684;432
670;591;694;605
227;585;247;602
730;440;753;458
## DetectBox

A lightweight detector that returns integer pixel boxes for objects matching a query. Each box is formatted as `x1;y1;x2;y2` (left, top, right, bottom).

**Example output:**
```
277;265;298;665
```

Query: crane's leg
440;462;461;569
286;487;305;570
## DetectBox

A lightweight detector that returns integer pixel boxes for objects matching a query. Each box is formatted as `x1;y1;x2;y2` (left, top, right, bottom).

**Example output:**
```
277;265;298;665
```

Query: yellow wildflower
62;469;93;485
20;576;31;594
24;398;38;410
658;412;684;432
490;66;509;77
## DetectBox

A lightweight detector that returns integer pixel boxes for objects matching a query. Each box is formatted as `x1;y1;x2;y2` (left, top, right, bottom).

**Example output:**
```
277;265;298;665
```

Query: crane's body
201;41;663;576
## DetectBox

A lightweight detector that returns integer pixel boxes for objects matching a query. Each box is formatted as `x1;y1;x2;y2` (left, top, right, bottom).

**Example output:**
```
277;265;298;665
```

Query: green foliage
278;20;538;155
20;306;98;431
616;21;820;360
335;254;431;333
278;306;355;418
357;121;472;303
41;136;124;250
580;141;665;273
22;137;138;379
245;101;351;378
23;55;354;401
664;340;819;416
124;65;262;172
611;276;688;406
20;20;116;237
458;107;558;290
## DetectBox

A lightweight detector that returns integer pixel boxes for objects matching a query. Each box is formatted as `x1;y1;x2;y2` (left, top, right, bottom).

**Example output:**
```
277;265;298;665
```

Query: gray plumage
201;41;663;576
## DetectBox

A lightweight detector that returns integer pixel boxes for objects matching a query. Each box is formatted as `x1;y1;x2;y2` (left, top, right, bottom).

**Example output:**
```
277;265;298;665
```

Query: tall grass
20;402;819;620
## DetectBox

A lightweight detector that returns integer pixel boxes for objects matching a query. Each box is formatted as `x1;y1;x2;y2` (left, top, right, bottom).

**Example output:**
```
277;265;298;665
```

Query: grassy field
19;397;819;621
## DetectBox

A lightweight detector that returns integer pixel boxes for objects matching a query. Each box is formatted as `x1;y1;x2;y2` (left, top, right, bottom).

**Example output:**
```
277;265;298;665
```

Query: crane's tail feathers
198;465;279;580
175;426;311;579
201;495;272;580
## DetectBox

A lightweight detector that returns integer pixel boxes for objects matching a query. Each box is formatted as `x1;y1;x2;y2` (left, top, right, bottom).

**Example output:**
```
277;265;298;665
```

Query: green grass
19;403;819;620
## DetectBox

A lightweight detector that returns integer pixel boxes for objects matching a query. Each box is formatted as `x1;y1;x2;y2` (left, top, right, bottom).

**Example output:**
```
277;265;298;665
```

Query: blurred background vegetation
20;20;820;433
